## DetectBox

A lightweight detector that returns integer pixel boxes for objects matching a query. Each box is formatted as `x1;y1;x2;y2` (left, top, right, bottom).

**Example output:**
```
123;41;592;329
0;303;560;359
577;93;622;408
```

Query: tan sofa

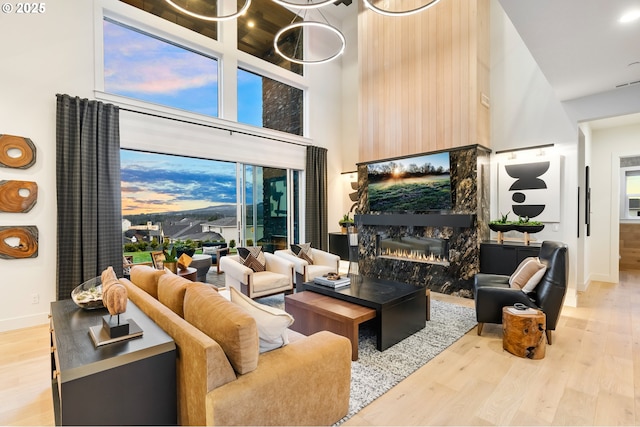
121;265;352;426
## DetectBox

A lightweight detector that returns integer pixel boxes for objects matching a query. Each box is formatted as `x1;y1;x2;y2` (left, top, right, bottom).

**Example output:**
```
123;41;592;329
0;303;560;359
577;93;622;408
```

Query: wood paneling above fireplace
358;0;490;162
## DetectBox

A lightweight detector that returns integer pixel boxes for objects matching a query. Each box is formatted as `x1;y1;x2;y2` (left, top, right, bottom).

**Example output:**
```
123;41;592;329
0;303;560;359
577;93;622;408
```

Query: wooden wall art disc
0;226;38;259
0;180;38;213
0;134;37;169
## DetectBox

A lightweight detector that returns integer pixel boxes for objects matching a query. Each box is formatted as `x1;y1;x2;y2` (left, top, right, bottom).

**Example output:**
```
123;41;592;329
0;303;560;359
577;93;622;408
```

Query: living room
2;0;640;425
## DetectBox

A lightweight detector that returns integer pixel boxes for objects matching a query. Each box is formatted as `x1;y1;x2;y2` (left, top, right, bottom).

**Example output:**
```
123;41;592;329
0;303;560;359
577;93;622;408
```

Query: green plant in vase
514;216;544;233
489;211;515;232
339;214;355;233
163;245;178;273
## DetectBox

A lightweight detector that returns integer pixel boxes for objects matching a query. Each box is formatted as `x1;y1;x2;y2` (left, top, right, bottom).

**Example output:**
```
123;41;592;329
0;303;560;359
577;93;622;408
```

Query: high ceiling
498;0;640;128
498;0;640;103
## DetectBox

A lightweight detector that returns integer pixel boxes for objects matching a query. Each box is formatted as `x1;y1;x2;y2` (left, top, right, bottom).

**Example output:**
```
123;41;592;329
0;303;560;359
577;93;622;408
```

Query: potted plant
488;211;515;232
514;216;545;233
338;214;355;234
163;245;178;273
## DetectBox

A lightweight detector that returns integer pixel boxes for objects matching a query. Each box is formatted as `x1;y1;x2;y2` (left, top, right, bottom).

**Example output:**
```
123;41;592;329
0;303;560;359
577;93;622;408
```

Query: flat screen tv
367;152;452;212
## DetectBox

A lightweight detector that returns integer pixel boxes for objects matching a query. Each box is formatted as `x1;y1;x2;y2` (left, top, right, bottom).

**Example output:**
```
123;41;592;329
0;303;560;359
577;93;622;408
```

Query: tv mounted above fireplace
367;151;452;213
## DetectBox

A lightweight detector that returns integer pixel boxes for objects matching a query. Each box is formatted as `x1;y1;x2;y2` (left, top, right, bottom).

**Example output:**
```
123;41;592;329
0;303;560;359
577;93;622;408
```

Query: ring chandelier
271;0;337;9
166;0;442;64
362;0;441;17
164;0;252;21
274;21;346;65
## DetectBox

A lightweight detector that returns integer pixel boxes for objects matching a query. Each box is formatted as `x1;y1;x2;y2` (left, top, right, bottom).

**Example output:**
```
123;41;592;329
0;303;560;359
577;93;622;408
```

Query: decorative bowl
489;223;515;232
515;224;545;233
71;276;104;310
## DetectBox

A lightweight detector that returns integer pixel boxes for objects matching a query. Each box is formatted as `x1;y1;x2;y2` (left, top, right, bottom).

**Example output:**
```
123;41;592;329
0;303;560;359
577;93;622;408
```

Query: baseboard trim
0;312;49;333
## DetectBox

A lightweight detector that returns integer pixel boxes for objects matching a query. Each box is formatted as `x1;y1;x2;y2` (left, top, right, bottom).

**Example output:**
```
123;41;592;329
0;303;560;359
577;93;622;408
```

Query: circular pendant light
164;0;252;21
271;0;336;9
274;21;346;65
363;0;441;17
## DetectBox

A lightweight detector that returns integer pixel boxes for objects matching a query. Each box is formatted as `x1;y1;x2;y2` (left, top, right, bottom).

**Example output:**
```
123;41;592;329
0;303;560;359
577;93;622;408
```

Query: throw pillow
130;265;166;298
184;284;259;374
157;272;192;318
229;287;294;353
237;246;266;272
291;242;314;265
202;246;218;255
509;257;547;293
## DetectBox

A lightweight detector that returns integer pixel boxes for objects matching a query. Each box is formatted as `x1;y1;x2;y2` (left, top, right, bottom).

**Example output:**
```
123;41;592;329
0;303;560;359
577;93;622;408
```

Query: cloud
120;151;237;215
104;20;218;95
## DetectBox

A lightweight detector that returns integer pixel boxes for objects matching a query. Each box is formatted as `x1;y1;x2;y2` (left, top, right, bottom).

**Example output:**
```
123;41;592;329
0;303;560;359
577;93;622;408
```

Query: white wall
490;0;579;306
0;1;96;331
0;0;349;331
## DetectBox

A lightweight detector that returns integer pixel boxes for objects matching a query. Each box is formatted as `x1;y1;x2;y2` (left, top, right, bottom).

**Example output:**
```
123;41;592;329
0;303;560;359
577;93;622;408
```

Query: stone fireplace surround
356;213;478;297
353;145;491;298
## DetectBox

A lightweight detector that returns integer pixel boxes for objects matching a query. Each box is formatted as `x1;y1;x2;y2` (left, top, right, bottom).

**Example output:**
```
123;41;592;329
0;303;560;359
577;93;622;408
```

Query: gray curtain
56;94;122;300
305;146;328;250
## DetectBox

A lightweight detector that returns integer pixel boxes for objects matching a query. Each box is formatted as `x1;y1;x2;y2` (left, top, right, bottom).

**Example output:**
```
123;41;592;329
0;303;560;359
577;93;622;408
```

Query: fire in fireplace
376;234;450;266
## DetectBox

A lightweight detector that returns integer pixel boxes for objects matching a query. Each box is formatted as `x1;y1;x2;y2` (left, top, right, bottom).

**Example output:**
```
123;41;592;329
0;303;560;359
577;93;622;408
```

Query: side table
50;299;177;425
178;266;197;281
502;306;546;359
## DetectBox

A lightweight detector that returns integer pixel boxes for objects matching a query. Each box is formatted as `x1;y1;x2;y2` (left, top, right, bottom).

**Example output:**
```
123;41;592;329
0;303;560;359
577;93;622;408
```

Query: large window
121;150;236;218
104;18;219;117
121;149;300;258
237;68;304;135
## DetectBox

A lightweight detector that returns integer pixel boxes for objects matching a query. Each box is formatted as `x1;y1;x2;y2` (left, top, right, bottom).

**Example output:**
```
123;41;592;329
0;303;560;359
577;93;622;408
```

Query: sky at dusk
368;152;451;174
104;19;219;116
104;19;263;126
120;150;237;215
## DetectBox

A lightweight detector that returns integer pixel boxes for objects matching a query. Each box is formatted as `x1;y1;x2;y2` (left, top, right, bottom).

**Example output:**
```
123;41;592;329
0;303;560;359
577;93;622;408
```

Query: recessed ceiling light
247;20;255;28
619;9;640;23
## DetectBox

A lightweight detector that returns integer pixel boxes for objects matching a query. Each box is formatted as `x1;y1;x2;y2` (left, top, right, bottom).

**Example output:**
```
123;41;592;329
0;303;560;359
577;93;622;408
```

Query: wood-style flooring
2;271;640;426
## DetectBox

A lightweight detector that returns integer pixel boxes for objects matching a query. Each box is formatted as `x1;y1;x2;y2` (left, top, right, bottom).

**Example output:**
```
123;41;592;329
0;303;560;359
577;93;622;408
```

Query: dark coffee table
300;275;426;351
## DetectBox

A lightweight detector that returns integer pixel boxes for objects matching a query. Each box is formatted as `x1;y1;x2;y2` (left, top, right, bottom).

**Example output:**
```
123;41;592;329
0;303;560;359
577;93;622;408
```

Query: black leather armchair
473;240;568;344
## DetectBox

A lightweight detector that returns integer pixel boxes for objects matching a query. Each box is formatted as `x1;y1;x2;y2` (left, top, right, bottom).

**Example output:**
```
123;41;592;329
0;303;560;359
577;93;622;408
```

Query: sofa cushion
252;271;291;293
184;284;259;374
509;257;546;293
229;287;294;353
130;265;166;298
291;243;314;265
157;272;192;317
237;246;266;272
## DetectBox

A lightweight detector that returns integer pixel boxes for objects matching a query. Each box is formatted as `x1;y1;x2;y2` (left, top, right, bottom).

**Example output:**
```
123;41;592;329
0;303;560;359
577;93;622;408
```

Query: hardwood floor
2;272;640;426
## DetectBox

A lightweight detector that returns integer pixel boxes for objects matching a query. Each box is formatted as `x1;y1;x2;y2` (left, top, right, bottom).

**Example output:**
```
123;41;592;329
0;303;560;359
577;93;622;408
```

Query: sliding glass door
119;150;300;258
241;165;294;252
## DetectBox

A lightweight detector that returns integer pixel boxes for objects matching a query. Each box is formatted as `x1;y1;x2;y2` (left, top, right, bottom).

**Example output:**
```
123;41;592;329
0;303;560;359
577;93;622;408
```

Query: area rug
255;294;477;424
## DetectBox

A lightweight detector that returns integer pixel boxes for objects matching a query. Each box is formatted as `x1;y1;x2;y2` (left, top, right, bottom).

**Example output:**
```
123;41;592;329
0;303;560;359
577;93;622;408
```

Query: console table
479;241;541;275
50;299;177;425
328;232;349;260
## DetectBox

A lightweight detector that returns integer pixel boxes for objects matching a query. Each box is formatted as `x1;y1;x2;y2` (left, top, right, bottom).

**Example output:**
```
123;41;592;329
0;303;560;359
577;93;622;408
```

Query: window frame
95;0;309;138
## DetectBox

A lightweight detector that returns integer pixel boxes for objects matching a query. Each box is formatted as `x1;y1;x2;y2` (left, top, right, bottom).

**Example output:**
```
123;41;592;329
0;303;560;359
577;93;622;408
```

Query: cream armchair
220;252;294;299
275;248;340;288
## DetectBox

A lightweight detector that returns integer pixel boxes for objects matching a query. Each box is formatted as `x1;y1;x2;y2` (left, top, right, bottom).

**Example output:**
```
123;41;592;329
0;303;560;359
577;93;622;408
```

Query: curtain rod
119;107;310;147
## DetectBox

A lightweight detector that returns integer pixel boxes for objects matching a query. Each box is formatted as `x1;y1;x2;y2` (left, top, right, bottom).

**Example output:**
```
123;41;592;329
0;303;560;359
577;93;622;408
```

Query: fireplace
376;234;449;266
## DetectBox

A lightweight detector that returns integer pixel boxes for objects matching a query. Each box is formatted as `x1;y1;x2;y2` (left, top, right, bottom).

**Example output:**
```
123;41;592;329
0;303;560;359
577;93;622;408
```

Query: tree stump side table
502;306;546;359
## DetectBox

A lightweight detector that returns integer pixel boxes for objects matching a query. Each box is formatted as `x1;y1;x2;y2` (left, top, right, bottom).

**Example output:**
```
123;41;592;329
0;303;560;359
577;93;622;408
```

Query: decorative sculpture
0;180;38;213
0;134;36;169
100;266;130;337
0;226;38;259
